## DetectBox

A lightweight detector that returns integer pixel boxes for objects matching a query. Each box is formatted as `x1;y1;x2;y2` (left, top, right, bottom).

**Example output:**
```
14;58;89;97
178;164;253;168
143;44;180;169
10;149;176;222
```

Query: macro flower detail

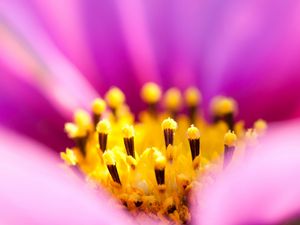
61;82;266;224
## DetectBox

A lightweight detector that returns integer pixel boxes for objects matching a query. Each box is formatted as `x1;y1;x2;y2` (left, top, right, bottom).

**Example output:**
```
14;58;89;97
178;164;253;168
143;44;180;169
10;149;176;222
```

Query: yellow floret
105;87;125;109
122;125;135;138
92;98;106;115
164;88;182;110
60;148;77;166
187;125;200;140
224;131;237;147
161;117;178;130
141;82;162;104
96;119;111;134
184;87;202;106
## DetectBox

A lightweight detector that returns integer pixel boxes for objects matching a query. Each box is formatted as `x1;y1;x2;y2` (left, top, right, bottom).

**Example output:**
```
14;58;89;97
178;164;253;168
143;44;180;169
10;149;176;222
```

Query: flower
1;0;300;224
194;119;300;225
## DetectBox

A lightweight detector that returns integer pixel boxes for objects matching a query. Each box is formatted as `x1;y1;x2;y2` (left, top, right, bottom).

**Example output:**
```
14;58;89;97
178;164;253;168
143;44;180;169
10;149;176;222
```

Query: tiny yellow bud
96;119;111;134
254;119;267;135
224;131;237;147
164;88;182;110
155;155;166;170
92;98;106;115
103;150;116;165
187;125;200;140
141;82;162;104
161;117;178;130
105;87;125;109
184;87;202;106
122;125;135;138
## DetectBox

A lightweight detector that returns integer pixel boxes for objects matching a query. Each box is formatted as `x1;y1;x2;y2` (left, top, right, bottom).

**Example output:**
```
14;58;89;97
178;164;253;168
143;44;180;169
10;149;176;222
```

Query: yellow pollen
161;117;178;130
211;96;237;116
122;125;135;138
184;87;202;106
187;125;200;139
224;131;237;147
254;119;267;135
96;119;111;134
105;87;125;109
163;88;182;110
141;82;162;104
92;98;106;115
61;83;266;224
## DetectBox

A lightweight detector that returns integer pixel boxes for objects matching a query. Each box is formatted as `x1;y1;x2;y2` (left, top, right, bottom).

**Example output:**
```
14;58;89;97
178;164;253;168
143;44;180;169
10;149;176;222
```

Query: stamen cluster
61;83;266;224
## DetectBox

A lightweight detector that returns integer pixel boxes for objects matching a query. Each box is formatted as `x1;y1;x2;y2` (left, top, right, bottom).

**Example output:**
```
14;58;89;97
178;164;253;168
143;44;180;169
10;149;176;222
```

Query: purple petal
0;126;135;225
195;119;300;225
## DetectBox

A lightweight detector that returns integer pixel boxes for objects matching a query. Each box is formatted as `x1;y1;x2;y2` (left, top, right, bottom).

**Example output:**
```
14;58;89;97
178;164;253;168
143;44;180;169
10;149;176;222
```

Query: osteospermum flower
61;82;267;223
1;0;300;225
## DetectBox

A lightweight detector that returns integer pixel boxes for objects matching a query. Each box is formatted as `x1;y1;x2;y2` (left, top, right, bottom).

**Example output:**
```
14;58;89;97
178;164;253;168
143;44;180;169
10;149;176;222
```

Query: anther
163;88;182;118
96;119;111;152
211;96;237;131
184;87;202;124
223;131;237;167
141;82;162;116
105;87;125;116
154;155;166;185
92;98;106;127
122;125;135;158
103;150;121;185
162;118;178;148
187;125;201;161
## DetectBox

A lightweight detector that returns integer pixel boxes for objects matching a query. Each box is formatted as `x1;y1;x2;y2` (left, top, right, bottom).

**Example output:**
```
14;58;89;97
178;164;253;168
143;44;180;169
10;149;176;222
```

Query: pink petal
0;126;135;225
0;1;98;117
195;119;300;225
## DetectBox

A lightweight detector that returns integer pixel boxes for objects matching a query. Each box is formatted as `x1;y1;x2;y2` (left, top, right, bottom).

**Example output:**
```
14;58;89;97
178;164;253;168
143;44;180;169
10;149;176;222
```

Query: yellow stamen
122;125;135;138
163;88;182;111
187;125;200;140
184;87;202;107
211;96;237;116
96;119;111;134
92;98;106;115
161;117;177;131
141;82;162;104
105;87;125;109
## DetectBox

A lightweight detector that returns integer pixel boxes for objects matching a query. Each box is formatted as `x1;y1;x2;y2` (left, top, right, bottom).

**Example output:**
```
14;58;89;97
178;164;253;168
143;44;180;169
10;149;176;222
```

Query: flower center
61;82;266;224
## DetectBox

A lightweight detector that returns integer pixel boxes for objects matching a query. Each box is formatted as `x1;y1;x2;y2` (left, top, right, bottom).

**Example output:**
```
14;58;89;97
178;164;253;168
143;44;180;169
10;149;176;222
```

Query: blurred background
1;0;300;151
